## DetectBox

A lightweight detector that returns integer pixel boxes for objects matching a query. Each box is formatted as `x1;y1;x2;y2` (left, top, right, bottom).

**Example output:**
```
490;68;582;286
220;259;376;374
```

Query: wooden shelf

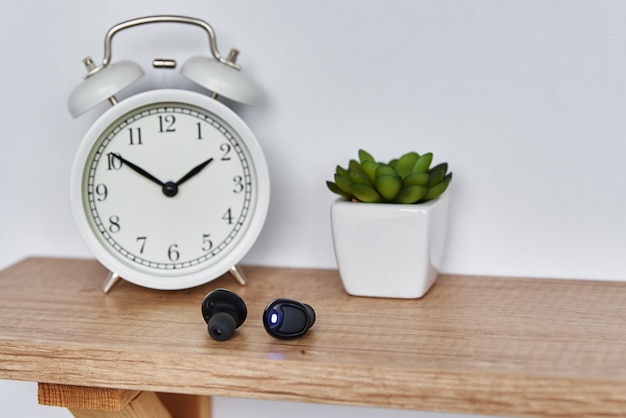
2;257;626;417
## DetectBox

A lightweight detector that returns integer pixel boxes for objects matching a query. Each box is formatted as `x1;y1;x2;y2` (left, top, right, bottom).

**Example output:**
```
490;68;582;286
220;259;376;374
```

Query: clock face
71;90;269;289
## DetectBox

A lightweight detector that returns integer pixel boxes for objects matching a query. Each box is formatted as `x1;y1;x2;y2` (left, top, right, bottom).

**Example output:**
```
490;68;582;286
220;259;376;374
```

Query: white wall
1;1;625;417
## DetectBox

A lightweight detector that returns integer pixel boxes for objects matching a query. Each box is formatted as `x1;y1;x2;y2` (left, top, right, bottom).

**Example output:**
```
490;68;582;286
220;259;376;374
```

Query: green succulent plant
326;149;452;204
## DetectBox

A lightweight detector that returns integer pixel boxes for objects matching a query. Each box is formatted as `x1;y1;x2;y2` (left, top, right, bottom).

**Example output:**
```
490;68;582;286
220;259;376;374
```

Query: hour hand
111;153;164;187
176;157;214;186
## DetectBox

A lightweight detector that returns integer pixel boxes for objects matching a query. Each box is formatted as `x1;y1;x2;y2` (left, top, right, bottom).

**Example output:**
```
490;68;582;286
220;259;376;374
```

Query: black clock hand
112;154;165;187
176;157;214;186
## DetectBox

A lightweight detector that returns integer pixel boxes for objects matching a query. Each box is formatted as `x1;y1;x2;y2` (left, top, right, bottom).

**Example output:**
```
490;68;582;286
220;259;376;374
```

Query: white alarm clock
68;16;270;292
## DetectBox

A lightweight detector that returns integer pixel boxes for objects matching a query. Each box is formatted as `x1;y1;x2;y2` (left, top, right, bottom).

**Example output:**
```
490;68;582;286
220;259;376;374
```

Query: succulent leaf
395;152;420;178
375;164;400;179
349;159;365;176
394;185;427;204
326;181;352;199
349;169;372;186
361;160;380;183
351;184;383;203
335;165;349;178
376;175;402;200
403;171;429;187
358;149;375;164
334;173;353;194
412;153;433;173
427;163;448;187
423;172;452;201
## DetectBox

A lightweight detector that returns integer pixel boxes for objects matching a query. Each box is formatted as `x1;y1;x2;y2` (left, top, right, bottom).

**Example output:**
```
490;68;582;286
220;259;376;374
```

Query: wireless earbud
263;299;316;339
201;289;247;341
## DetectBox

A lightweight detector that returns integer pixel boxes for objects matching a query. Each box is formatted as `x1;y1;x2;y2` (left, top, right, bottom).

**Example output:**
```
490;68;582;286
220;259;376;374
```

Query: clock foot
102;271;122;293
101;268;246;292
229;265;247;286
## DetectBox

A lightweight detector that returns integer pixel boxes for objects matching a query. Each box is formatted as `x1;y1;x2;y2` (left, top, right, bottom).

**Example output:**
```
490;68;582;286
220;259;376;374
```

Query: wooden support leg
67;391;172;418
157;392;212;418
38;383;211;418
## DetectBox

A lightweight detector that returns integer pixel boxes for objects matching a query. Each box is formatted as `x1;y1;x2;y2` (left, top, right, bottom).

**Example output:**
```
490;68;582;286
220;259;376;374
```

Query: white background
1;1;625;417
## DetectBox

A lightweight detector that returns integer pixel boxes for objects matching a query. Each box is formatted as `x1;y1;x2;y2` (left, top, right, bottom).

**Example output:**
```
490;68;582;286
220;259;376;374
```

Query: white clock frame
70;89;270;290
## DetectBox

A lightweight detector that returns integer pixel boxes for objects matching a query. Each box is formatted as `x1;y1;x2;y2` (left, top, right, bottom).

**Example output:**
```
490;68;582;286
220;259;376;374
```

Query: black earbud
201;289;247;341
263;298;316;339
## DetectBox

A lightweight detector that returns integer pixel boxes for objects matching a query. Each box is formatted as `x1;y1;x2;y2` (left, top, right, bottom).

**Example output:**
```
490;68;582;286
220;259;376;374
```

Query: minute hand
114;154;164;186
176;157;214;186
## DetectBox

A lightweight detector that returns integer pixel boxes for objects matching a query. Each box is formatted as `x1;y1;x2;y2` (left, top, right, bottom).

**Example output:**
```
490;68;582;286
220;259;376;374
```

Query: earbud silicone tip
202;289;247;341
208;311;237;341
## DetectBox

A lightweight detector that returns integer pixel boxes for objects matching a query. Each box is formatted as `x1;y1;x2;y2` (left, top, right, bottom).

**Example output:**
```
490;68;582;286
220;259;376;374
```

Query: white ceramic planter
330;192;449;299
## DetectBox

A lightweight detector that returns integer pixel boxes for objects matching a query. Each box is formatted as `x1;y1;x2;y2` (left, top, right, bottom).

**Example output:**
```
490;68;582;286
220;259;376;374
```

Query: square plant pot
330;192;449;298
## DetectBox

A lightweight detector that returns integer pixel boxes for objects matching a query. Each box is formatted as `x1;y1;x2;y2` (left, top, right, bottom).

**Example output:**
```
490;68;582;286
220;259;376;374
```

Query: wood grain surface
68;391;171;418
37;383;210;418
2;257;626;417
38;384;140;410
